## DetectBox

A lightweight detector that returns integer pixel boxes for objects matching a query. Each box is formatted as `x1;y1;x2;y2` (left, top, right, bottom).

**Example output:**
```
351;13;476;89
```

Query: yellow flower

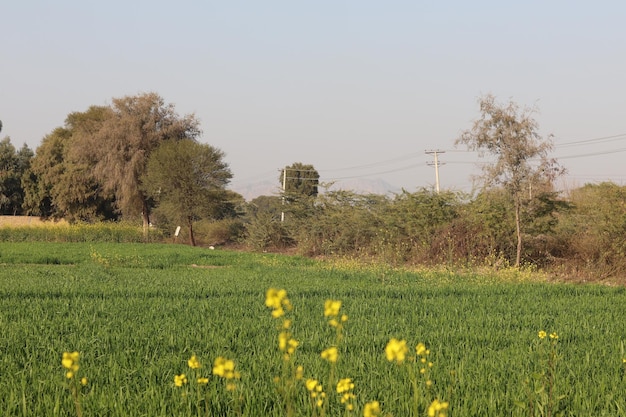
80;377;88;386
549;332;559;340
197;377;209;385
266;288;292;318
187;355;201;369
62;351;80;372
416;342;428;356
385;338;408;364
321;346;339;363
364;401;381;417
427;399;449;417
66;371;74;379
213;356;236;379
324;300;342;317
538;330;547;339
295;365;304;380
336;378;354;394
174;374;188;387
226;382;237;391
306;378;320;392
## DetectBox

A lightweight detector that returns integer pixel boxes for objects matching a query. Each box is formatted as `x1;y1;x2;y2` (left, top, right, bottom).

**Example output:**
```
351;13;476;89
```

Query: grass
0;242;625;416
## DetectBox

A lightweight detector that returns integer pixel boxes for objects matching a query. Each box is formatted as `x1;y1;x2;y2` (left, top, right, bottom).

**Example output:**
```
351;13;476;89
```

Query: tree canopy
456;95;563;267
73;92;201;233
142;139;233;246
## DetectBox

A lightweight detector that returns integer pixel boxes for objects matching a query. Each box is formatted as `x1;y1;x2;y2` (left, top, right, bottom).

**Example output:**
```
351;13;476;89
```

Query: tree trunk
514;198;522;268
187;217;196;246
142;199;150;240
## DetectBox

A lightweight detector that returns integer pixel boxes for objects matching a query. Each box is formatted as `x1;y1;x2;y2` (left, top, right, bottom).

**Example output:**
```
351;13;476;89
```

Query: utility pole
281;167;287;222
425;150;445;193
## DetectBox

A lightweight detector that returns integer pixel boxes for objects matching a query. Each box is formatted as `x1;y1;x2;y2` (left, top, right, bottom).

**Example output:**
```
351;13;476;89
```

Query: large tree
75;92;201;234
23;107;116;221
142;139;232;246
0;138;33;215
456;95;563;267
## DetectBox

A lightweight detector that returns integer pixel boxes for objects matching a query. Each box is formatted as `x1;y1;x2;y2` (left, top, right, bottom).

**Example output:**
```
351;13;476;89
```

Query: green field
1;242;625;416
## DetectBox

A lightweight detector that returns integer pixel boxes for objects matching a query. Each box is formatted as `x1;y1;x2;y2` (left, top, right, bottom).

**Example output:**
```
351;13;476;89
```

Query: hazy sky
2;1;625;196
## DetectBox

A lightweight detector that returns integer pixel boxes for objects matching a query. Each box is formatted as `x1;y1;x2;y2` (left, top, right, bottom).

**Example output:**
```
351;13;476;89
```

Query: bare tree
456;95;564;267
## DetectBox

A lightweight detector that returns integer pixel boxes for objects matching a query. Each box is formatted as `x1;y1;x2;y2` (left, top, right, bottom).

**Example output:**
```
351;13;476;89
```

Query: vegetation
142;139;234;246
1;93;625;278
456;95;564;267
0;243;625;416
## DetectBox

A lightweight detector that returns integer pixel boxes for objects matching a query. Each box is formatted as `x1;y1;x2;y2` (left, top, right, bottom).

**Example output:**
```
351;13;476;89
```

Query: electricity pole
281;167;287;222
425;150;445;193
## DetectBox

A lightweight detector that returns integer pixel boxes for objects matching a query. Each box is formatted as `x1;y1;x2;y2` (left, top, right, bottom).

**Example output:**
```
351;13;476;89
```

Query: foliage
555;182;626;278
0;138;33;215
73;92;202;232
456;95;564;267
1;244;626;416
142;139;233;246
22;107;118;221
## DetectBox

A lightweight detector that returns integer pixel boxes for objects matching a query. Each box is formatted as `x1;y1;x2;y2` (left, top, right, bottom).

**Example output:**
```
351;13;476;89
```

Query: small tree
279;162;319;220
456;95;563;267
142;139;232;246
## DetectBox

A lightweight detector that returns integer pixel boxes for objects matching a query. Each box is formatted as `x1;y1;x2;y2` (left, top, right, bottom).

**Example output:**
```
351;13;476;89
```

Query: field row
0;243;625;416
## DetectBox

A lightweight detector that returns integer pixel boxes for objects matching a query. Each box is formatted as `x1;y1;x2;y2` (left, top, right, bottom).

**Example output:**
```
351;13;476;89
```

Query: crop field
1;242;625;416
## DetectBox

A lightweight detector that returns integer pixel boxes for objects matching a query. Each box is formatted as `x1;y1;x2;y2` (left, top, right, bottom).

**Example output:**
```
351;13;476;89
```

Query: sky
2;1;626;198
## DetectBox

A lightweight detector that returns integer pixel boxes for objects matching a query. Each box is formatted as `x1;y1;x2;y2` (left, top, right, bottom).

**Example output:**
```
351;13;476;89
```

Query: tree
0;138;33;215
75;92;201;234
142;139;232;246
456;95;563;267
22;107;117;221
279;162;320;220
280;162;319;199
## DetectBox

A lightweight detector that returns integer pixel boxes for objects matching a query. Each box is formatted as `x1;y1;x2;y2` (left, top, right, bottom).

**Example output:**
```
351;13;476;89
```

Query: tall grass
0;243;625;416
0;222;161;243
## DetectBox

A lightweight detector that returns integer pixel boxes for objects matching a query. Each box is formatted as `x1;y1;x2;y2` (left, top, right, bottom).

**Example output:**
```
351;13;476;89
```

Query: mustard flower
62;351;80;379
174;374;188;387
213;357;239;379
427;398;449;417
549;332;559;340
538;330;547;339
80;377;88;386
266;288;292;318
385;338;408;364
336;378;354;394
197;377;209;385
324;300;342;317
363;401;381;417
187;355;201;369
306;378;320;393
321;346;339;363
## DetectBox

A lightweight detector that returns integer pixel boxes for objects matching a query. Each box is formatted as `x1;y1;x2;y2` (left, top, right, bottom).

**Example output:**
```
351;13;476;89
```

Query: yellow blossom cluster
324;299;348;328
174;373;188;387
385;338;408;364
321;346;338;363
336;378;356;411
187;355;201;370
305;378;326;408
62;351;80;379
213;356;240;391
427;398;449;417
363;400;381;417
265;288;292;318
278;330;299;360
